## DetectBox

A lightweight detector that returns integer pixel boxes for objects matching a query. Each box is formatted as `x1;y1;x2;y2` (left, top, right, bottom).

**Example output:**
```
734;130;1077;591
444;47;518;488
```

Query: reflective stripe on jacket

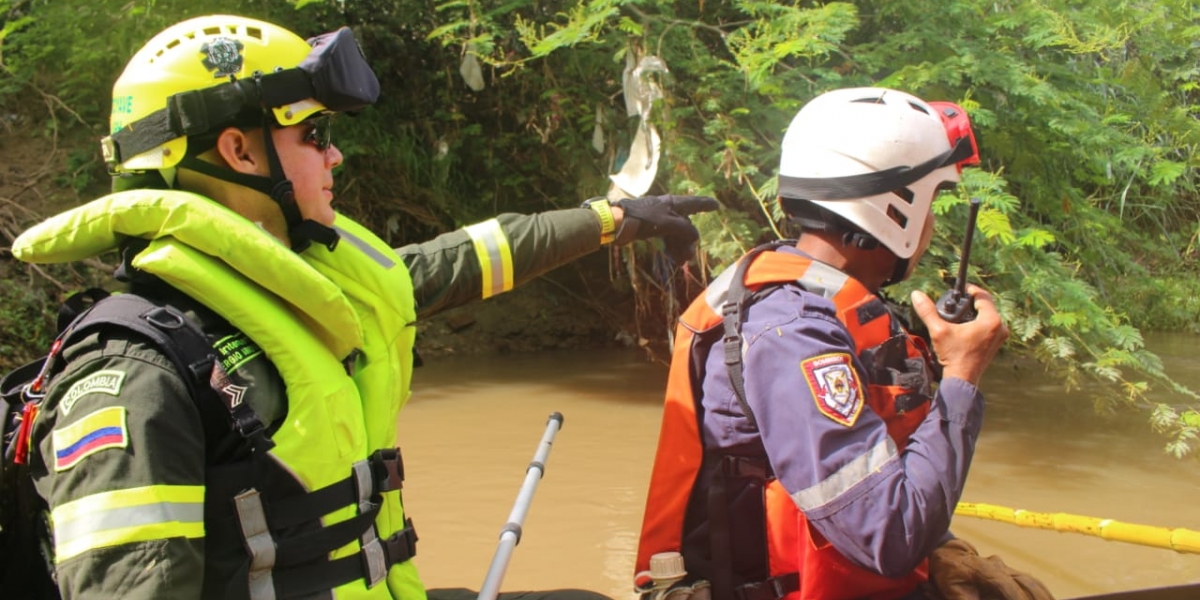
635;246;934;600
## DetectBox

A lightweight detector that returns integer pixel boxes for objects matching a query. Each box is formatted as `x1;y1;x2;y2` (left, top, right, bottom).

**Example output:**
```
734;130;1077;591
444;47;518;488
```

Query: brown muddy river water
398;333;1200;599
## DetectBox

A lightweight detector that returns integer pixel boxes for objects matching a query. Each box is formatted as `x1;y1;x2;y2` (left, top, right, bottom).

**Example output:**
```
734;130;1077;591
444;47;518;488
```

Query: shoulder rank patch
52;406;128;472
60;369;126;416
801;353;864;427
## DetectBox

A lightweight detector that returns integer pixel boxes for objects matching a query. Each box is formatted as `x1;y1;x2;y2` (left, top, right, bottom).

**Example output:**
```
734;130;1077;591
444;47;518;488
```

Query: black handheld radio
934;197;983;323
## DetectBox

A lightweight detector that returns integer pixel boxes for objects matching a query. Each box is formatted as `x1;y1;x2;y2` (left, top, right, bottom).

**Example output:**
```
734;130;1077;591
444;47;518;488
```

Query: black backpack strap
712;244;806;600
65;294;217;399
721;241;792;431
72;294;276;454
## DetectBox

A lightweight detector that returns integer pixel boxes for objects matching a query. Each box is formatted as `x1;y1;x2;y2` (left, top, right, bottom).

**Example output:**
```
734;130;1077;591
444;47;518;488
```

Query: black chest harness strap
230;447;418;600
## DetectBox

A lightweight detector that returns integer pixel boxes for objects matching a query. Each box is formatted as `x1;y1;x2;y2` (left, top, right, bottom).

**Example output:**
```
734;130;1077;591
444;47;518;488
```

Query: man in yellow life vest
633;88;1054;600
7;14;716;600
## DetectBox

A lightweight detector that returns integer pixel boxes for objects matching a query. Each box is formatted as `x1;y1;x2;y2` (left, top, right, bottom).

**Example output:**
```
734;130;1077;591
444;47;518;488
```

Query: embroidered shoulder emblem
801;353;864;427
52;406;129;472
60;369;126;416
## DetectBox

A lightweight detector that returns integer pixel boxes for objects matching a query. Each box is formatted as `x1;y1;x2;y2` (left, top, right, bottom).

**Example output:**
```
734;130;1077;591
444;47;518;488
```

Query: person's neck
794;231;894;293
177;166;290;245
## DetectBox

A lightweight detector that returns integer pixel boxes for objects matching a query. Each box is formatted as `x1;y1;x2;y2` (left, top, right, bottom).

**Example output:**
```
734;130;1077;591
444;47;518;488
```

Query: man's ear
213;127;263;175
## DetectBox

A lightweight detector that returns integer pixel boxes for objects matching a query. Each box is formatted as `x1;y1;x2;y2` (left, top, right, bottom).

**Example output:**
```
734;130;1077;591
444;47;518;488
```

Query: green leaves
516;1;622;59
1148;160;1186;187
5;0;1198;457
976;210;1016;245
723;2;857;90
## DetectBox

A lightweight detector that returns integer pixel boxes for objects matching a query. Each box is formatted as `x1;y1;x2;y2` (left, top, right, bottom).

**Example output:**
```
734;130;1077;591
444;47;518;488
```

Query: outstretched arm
397;196;718;319
398;208;603;319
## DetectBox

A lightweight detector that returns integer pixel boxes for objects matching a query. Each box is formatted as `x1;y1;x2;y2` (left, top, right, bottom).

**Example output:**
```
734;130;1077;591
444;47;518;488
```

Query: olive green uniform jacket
23;207;606;600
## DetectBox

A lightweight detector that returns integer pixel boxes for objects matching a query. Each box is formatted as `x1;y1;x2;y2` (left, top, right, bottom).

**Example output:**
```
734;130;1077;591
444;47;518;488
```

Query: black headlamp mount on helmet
102;26;379;172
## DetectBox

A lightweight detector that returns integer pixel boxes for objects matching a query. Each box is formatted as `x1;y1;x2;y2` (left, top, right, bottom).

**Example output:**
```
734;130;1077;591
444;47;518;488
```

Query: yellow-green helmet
105;15;329;173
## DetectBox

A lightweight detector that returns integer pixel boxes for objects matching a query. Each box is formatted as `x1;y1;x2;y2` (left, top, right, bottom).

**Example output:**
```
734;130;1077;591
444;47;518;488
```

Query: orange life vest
636;244;934;600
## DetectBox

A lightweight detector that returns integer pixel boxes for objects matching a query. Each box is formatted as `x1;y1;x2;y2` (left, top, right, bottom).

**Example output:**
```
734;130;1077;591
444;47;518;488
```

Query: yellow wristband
584;198;618;244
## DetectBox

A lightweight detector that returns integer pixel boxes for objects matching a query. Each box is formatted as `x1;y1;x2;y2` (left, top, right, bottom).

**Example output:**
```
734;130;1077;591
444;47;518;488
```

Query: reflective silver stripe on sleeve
53;501;203;546
797;261;849;300
334;225;396;268
463;219;514;299
791;436;898;512
50;485;205;561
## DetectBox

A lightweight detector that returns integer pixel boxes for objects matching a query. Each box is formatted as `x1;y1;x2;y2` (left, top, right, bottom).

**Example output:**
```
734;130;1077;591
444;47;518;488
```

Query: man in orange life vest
634;88;1055;600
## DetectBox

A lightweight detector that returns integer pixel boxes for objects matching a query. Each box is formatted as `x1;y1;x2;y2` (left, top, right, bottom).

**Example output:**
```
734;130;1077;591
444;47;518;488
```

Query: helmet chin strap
257;113;340;253
883;258;910;288
839;230;908;287
177;113;340;253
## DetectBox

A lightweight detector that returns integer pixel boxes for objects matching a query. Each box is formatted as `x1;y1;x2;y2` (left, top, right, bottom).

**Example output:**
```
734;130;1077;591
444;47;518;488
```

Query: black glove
611;195;720;263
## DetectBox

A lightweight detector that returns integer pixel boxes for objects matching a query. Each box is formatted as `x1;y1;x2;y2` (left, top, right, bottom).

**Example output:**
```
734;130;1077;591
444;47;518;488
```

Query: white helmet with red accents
777;87;979;263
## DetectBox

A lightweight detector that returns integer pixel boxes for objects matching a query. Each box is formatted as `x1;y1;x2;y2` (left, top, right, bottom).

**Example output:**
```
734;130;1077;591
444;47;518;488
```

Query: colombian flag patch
52;406;128;472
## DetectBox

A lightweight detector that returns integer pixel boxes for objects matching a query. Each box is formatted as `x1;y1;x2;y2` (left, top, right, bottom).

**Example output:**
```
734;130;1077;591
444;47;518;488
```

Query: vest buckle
370;447;405;492
382;518;419;565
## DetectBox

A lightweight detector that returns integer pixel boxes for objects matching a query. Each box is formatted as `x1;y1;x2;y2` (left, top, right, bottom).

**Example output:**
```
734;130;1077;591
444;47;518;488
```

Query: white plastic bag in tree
592;104;606;153
621;51;639;117
460;51;485;92
623;55;669;120
608;122;661;200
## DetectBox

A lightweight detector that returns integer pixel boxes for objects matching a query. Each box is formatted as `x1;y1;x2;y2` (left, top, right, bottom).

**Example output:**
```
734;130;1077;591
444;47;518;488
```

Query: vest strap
271;519;418;599
719;242;785;432
735;572;800;600
274;502;382;567
234;489;278;600
707;462;736;600
267;448;406;529
225;449;416;597
719;455;772;481
721;298;757;431
360;523;388;587
222;381;276;453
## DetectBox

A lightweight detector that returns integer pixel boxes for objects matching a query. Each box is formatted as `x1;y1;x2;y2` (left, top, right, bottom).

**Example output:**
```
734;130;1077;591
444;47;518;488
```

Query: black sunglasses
302;116;333;151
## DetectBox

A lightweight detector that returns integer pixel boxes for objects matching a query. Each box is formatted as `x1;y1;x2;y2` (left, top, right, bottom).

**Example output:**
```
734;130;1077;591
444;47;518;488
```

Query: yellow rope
955;502;1200;554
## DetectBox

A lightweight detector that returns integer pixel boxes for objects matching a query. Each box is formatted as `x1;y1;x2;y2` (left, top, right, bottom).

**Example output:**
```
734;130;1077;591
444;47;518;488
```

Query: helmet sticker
801;353;864;427
201;37;245;78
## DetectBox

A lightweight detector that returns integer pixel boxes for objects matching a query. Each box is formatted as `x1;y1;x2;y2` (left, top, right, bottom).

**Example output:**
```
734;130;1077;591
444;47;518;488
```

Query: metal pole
477;412;564;600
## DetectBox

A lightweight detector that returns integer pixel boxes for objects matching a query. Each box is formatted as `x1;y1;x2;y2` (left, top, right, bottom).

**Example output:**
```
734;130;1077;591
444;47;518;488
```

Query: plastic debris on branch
460;46;485;92
608;52;669;202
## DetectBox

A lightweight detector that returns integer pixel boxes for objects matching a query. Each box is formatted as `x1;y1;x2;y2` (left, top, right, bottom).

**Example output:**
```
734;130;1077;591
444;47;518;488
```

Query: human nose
327;143;344;169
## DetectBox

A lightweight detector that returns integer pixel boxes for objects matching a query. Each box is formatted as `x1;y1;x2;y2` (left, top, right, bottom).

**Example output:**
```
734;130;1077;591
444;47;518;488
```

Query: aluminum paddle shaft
477;412;564;600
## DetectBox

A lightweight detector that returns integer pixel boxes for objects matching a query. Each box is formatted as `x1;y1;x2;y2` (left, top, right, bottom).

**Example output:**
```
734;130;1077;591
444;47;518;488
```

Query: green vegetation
0;0;1197;455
